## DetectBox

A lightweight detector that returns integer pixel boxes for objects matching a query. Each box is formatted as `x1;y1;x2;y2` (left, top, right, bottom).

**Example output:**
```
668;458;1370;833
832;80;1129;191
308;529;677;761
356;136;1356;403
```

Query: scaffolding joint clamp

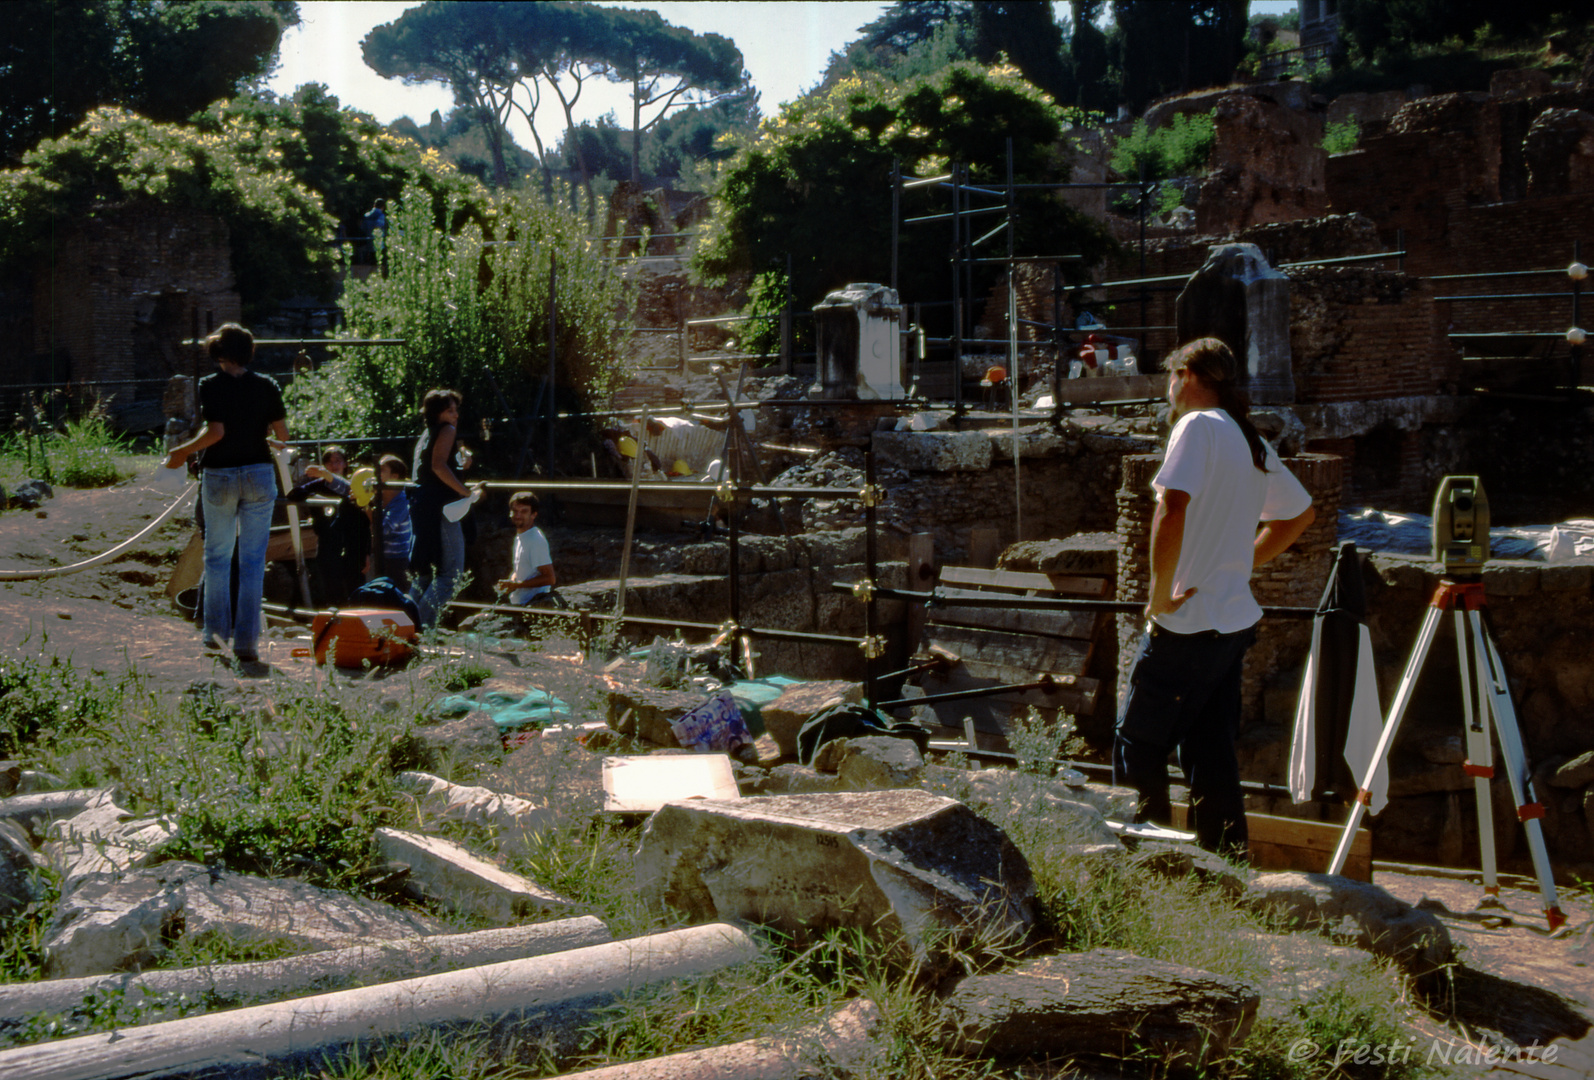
714;481;737;506
858;484;882;507
851;579;876;603
860;635;886;659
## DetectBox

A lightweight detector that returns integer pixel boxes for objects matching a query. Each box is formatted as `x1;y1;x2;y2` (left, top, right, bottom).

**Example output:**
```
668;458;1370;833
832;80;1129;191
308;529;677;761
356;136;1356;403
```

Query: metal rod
838;583;1318;619
1434;292;1572;302
1278;250;1406;269
906;204;1008;225
437;602;864;645
877;679;1065;710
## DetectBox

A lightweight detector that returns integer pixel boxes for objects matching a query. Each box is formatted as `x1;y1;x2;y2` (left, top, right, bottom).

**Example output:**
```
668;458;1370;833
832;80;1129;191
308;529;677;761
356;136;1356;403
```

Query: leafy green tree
1068;1;1116;111
362;1;529;189
598;7;748;186
0;106;335;315
1;0;299;166
1110;1;1250;113
286;187;634;441
856;1;972;52
1339;0;1563;59
695;63;1115;326
968;2;1071;102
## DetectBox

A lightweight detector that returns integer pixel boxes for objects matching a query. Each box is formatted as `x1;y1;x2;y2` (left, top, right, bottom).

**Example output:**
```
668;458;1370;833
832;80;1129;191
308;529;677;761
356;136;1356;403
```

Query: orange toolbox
309;608;416;668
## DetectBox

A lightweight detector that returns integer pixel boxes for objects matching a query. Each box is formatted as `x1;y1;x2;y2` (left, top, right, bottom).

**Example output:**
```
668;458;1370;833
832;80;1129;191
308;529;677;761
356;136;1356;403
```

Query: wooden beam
1170;804;1373;882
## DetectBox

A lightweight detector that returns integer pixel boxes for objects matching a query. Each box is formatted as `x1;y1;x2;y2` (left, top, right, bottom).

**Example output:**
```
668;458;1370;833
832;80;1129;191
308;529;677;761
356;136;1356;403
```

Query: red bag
310;608;416;668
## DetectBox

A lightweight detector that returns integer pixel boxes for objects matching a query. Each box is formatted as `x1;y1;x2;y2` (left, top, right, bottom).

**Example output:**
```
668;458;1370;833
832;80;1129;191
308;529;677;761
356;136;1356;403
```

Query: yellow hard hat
670;459;692;476
617;436;638;458
349;467;376;508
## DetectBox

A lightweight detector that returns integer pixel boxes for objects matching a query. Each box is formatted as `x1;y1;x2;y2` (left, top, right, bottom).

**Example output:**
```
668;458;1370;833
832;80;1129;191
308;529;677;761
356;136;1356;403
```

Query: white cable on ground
0;486;196;582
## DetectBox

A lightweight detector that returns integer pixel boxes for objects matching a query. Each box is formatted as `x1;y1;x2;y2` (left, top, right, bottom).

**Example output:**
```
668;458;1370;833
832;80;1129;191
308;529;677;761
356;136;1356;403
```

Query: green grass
0;415;139;490
0;648;1458;1078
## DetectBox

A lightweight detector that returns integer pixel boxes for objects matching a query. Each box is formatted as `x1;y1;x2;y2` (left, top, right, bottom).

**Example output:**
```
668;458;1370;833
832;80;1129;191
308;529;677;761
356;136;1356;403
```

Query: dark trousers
1113;623;1256;856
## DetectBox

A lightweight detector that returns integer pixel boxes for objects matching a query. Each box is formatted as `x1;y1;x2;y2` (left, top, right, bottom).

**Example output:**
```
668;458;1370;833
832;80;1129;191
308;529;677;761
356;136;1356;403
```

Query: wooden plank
929;592;1099;640
938;566;1110;598
925;624;1092;676
1170;804;1372;882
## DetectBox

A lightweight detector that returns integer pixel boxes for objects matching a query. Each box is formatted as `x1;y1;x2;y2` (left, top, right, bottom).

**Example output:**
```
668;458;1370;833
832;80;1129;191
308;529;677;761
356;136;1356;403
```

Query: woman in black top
164;324;287;663
409;388;473;627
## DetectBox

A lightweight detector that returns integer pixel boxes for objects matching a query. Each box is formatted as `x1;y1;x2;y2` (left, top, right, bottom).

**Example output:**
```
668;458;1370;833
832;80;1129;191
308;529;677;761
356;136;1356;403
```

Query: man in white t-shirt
495;492;556;605
1113;337;1316;857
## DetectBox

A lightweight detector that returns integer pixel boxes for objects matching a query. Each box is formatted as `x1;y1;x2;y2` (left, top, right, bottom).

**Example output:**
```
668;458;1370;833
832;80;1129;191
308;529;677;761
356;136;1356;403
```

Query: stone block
1369;554;1428;591
394;772;556;842
1243;872;1453;977
375;828;575;922
601;754;740;814
607;683;704;748
760;680;864;759
1062;781;1139;822
987;426;1068;460
44;794;176;893
837;736;924;791
756;764;844;795
635;790;1036;966
43;861;453;977
935;950;1257;1066
874;430;993;472
811;738;849;774
1481;563;1538;597
1539;563;1592;592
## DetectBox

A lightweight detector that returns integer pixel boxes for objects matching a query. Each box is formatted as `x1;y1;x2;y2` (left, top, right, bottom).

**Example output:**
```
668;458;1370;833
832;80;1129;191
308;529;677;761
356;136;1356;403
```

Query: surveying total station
1327;476;1565;930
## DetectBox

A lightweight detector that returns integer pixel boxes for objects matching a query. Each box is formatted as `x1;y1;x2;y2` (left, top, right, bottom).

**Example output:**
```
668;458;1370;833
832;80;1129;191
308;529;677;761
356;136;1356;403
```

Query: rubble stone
606;683;702;748
44;794;176;892
635;791;1036;966
760;680;863;759
44;862;448;978
394;771;555;842
753;764;844;795
1243;872;1454;976
1551;750;1594;789
1129;841;1249;899
375;828;575;922
837;736;924;791
936;950;1258;1066
873;430;993;472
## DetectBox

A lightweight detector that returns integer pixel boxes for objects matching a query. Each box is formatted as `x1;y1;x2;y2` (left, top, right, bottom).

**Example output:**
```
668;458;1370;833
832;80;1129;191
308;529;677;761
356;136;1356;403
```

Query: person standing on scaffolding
1112;337;1315;857
410;389;477;628
165;324;287;666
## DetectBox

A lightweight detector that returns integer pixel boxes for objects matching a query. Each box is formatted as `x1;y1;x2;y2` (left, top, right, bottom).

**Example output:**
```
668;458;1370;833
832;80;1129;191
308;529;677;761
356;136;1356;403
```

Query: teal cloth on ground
723;676;800;737
433;688;571;731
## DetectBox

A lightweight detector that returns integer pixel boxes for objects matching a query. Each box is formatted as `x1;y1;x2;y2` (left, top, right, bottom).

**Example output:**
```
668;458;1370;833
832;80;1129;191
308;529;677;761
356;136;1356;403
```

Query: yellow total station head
1432;475;1489;576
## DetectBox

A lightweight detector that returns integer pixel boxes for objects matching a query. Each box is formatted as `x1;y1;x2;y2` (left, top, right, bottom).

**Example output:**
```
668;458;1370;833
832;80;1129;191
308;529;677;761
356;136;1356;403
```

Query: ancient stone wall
29;202;239;403
1285;267;1445;403
1196;92;1327;234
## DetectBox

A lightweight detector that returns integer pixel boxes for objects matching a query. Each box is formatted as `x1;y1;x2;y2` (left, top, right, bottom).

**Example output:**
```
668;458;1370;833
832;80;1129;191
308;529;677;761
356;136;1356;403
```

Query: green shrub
1110;110;1217;182
1323;117;1363;156
287;185;635;440
48;415;134;488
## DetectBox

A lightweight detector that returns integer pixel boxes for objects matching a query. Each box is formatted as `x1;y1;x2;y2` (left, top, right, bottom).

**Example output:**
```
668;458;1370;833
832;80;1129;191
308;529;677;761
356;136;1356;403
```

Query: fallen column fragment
550;998;879;1080
0;917;611;1027
0;790;111;840
0;922;760;1080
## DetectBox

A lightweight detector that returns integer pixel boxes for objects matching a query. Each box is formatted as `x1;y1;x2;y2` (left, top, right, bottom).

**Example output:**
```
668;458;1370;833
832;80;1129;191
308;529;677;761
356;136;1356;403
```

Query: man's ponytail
1165;337;1268;472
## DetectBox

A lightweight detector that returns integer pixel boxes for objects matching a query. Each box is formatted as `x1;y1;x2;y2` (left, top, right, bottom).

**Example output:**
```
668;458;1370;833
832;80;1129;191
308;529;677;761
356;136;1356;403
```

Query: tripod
1328;579;1565;930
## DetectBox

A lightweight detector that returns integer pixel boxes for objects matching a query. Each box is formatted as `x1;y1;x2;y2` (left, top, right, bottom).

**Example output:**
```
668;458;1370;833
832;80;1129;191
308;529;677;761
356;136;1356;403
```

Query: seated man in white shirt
495;491;557;606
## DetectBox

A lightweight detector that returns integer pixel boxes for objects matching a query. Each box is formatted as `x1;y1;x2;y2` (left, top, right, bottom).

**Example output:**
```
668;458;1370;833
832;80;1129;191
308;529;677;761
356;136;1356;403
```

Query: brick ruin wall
26;203;240;413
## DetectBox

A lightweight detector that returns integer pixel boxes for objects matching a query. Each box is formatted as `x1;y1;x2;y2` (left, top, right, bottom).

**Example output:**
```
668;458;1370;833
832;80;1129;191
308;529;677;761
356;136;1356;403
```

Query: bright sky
267;1;1302;145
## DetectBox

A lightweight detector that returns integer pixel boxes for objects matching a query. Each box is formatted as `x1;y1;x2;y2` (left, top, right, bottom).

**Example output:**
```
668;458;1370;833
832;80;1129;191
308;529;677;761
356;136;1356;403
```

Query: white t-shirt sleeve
1260;443;1313;521
1153;412;1210;497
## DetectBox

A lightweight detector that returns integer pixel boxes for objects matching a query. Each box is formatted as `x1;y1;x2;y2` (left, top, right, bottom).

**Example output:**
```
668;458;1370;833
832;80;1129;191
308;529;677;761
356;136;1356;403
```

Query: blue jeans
1113;623;1256;855
414;517;463;629
201;464;276;656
